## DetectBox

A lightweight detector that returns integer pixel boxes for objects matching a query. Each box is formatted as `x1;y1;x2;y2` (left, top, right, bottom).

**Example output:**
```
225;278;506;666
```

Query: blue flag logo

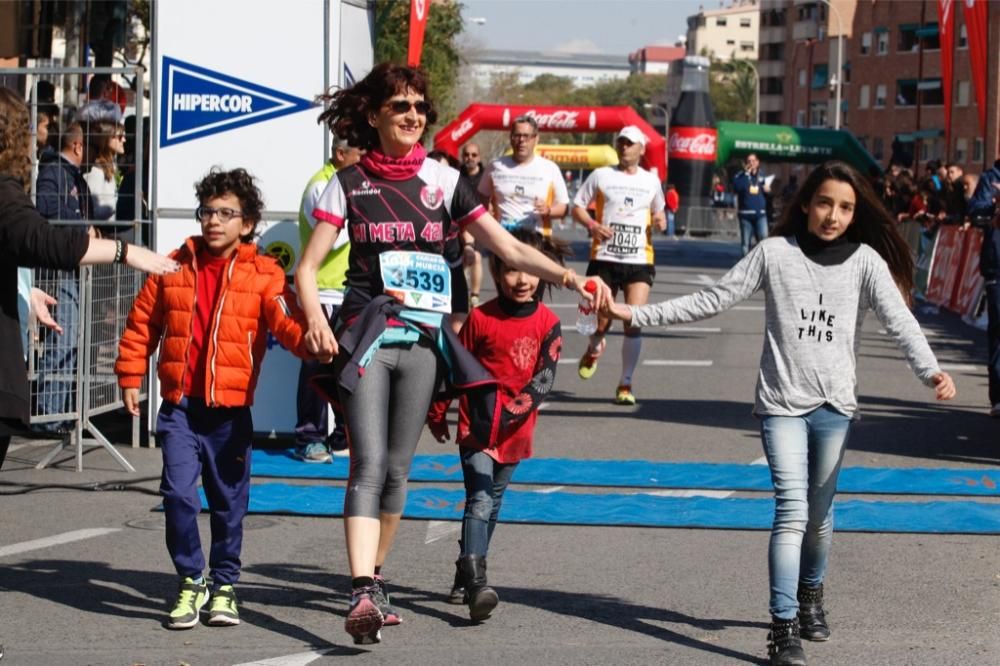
160;56;315;147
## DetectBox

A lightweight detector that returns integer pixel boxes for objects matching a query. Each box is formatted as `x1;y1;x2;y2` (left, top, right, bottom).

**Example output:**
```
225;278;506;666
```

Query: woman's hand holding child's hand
931;372;956;401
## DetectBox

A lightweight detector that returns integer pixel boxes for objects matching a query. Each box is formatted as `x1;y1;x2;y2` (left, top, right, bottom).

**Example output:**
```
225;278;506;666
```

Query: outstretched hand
601;301;633;322
428;418;450;443
931;372;956;401
29;287;62;334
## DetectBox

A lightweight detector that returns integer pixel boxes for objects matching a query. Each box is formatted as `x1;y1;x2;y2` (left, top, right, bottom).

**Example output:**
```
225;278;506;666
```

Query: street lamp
643;102;670;130
816;0;844;130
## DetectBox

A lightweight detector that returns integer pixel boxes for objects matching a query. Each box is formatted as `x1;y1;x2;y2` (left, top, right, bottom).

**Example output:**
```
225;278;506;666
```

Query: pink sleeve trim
456;204;487;230
313;208;344;228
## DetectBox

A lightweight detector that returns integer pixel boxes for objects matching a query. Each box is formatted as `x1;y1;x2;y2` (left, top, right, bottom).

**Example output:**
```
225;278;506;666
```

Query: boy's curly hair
489;227;573;300
195;167;265;242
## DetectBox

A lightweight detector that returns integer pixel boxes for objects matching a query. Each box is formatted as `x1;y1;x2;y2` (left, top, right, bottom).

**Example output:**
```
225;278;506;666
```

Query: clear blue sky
460;0;706;55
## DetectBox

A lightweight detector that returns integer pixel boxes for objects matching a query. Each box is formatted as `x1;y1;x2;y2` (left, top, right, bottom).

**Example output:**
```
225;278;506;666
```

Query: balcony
760;26;787;44
793;21;819;41
759;60;785;77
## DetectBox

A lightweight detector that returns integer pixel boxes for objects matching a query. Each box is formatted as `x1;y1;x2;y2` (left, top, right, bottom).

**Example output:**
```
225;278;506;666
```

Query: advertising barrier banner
924;225;965;306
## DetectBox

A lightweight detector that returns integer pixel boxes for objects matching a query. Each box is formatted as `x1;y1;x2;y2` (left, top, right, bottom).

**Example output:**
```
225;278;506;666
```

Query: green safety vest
298;161;349;292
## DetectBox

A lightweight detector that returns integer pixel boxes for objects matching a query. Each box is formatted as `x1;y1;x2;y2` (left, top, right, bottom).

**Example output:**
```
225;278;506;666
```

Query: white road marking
0;528;122;559
667;326;721;333
642;360;714;367
232;650;328;666
750;456;768;465
733;305;765;311
424;520;461;544
636;489;733;498
532;486;565;494
938;363;983;372
558;358;579;365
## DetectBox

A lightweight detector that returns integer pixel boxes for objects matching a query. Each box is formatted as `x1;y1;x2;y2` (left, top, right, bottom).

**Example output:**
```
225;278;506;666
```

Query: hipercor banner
152;0;373;435
962;0;989;134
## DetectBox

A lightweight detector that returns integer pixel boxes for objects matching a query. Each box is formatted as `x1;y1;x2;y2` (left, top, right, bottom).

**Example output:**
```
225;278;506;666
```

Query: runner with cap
572;125;666;405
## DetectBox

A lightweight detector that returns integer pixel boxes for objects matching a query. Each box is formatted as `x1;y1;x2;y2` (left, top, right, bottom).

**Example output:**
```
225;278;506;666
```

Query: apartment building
687;0;761;61
758;0;1000;172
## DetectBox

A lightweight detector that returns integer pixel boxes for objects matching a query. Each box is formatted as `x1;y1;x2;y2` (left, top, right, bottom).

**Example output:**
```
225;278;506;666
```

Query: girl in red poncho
427;227;568;623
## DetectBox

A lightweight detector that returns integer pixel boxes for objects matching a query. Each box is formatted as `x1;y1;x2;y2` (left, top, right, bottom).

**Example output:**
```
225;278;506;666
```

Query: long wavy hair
772;161;914;295
315;63;438;152
85;120;121;182
0;87;33;189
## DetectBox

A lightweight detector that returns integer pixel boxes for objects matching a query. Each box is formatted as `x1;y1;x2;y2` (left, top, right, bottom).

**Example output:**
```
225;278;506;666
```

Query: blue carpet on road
251;450;1000;497
212;483;1000;534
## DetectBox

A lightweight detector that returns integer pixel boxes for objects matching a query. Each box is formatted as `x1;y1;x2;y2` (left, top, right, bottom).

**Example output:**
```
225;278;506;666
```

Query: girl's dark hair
772;160;914;295
0;87;33;188
195;167;265;242
316;63;438;151
489;227;573;300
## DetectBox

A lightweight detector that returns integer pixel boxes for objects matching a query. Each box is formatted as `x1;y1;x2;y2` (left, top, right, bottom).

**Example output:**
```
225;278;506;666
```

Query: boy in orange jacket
116;168;320;629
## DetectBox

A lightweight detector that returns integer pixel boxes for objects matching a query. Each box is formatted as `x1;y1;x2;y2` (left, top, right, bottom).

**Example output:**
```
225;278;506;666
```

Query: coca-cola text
667;127;718;162
523;109;580;130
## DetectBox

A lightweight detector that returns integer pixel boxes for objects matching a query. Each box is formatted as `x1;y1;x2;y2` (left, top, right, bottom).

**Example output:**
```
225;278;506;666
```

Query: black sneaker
373;575;401;626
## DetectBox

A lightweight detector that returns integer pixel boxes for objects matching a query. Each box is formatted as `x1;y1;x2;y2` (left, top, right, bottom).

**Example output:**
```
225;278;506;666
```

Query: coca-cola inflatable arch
433;104;666;182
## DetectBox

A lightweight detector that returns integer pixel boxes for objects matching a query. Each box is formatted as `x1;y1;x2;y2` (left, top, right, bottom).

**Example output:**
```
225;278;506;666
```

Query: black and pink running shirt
313;158;486;320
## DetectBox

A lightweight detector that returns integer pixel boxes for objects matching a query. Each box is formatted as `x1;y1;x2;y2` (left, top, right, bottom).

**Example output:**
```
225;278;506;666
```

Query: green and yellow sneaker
207;585;240;626
168;577;209;630
578;338;606;380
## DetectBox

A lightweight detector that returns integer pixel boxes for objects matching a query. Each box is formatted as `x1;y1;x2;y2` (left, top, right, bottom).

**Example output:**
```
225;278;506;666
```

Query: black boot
797;583;830;641
458;555;498;621
767;616;807;666
447;559;466;605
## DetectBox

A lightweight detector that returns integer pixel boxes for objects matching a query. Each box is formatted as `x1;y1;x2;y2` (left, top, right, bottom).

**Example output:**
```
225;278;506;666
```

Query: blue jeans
760;404;852;619
738;212;769;256
666;212;676;236
460;447;518;557
35;276;80;428
295;304;345;448
985;281;1000;406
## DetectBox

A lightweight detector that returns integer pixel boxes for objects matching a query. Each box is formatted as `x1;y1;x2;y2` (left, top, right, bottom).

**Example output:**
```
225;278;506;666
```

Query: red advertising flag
407;0;430;68
962;0;989;134
937;0;955;154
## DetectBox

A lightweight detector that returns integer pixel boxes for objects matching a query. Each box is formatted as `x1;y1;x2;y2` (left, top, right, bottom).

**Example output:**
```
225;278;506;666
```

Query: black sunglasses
386;99;432;115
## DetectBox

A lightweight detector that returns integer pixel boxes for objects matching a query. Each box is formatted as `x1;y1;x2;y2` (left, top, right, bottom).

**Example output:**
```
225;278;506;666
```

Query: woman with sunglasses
296;63;609;645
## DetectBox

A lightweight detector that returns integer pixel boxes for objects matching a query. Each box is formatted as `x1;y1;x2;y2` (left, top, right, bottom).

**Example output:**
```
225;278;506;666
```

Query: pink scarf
360;143;427;180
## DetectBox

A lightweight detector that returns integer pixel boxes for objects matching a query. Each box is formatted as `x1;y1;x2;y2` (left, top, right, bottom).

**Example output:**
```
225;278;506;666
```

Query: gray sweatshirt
630;236;941;417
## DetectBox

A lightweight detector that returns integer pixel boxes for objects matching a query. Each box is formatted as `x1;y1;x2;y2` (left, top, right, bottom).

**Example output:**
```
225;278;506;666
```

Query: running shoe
345;585;384;645
577;338;606;380
295;441;332;464
207;584;240;626
373;575;402;626
167;576;209;630
615;385;637;406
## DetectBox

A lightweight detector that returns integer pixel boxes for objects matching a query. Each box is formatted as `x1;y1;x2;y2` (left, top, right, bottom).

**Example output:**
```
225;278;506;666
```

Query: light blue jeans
738;212;769;256
760;404;852;619
460;447;518;557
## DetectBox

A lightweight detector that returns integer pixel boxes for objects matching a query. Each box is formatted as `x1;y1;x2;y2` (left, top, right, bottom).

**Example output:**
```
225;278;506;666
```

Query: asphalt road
1;232;998;666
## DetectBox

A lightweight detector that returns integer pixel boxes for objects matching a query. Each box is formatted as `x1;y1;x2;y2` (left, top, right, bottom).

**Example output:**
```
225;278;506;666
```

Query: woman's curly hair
0;87;34;189
194;167;265;242
316;63;437;151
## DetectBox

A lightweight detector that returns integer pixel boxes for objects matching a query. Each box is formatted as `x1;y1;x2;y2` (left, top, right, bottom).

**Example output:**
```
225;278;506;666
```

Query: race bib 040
379;251;452;313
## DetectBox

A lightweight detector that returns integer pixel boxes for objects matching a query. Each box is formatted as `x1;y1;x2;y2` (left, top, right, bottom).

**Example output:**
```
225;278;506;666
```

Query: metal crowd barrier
677;205;740;238
28;259;148;472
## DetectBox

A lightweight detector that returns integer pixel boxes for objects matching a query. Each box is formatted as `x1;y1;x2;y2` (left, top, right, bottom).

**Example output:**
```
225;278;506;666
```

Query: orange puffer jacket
116;237;309;407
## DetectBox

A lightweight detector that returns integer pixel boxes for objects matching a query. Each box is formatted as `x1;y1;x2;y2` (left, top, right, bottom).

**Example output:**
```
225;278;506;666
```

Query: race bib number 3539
379;251;452;313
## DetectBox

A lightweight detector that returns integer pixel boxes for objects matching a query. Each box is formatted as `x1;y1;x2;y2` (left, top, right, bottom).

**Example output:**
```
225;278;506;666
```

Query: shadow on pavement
543;393;759;433
499;585;768;664
0;559;362;654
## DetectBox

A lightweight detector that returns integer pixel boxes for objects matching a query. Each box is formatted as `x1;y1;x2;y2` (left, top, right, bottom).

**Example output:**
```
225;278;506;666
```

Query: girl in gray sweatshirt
604;161;956;666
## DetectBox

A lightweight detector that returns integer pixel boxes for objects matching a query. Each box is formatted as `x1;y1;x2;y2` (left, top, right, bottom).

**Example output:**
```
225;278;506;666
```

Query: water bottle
575;280;598;335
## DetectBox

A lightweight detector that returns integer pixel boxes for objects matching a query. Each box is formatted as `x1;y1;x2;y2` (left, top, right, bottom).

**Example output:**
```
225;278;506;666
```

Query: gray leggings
340;338;442;518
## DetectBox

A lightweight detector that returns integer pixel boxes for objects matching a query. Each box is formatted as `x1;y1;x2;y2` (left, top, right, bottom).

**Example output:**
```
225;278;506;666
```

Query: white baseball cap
616;125;647;147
